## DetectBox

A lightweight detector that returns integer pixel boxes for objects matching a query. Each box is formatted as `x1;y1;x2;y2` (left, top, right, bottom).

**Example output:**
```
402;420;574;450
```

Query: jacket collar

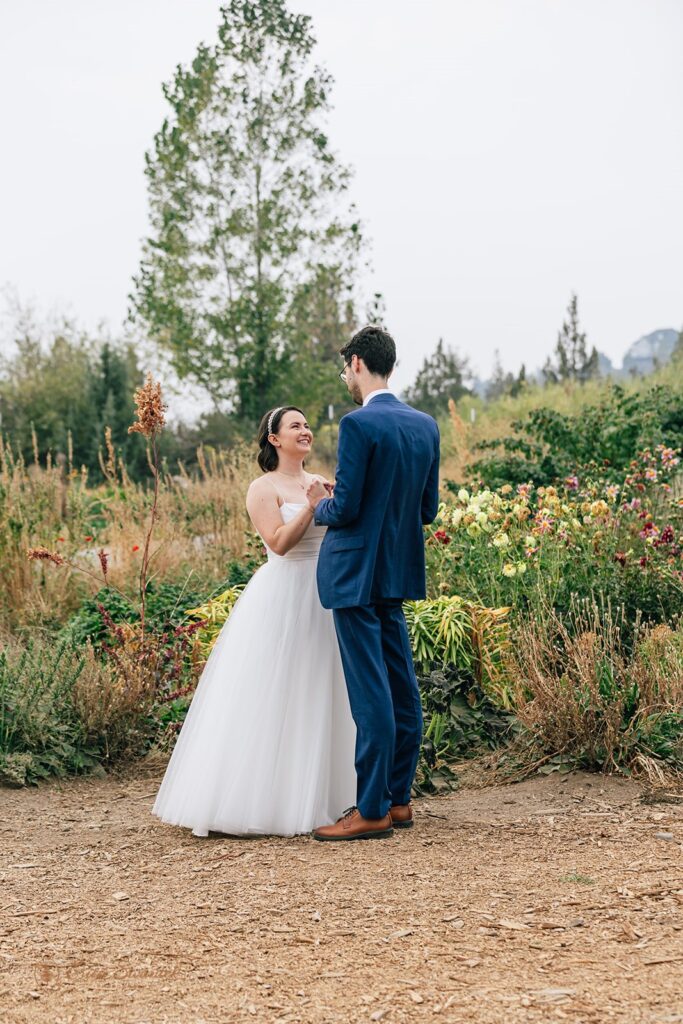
362;392;400;407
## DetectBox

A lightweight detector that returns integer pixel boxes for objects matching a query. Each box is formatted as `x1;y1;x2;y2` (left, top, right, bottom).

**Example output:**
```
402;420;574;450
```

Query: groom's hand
306;478;328;509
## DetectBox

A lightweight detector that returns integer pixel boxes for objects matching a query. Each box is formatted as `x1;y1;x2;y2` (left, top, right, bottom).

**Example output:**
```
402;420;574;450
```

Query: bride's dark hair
257;406;306;472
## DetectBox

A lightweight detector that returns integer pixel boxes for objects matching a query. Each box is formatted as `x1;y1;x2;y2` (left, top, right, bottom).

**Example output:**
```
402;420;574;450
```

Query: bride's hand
306;478;328;509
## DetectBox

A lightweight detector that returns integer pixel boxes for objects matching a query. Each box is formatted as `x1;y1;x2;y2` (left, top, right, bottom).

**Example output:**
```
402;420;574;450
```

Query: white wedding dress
152;503;357;837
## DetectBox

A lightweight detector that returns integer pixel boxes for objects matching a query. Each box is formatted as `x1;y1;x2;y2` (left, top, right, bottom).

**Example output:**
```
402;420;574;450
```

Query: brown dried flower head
98;548;110;580
27;546;65;566
128;373;166;437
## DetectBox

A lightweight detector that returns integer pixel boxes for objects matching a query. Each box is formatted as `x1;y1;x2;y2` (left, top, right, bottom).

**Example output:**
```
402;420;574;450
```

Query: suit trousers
332;601;423;820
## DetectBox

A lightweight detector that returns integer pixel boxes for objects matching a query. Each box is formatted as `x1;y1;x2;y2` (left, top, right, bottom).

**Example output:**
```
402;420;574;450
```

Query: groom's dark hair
340;325;396;377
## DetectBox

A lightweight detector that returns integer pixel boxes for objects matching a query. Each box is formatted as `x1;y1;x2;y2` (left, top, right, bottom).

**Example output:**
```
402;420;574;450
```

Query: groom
306;325;440;841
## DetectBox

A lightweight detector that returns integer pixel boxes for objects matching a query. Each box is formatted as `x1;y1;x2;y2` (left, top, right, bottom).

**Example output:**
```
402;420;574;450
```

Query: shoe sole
391;819;414;829
312;828;394;842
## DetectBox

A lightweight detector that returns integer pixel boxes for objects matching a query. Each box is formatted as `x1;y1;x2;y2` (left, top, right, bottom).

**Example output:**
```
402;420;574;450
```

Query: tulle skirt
152;555;357;837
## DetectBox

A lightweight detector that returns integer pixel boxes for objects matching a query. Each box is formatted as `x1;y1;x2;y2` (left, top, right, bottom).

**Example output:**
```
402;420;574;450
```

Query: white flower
458;488;470;503
492;532;510;549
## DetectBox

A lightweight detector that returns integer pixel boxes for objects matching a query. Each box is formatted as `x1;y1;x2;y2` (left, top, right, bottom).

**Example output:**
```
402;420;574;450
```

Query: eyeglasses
339;362;351;383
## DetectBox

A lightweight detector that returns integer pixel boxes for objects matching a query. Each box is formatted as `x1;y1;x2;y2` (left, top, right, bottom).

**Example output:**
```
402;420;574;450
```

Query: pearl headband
267;407;283;437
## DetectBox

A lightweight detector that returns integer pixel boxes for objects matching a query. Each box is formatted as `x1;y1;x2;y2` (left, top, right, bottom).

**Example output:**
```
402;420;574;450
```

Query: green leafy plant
469;384;683;490
0;639;101;786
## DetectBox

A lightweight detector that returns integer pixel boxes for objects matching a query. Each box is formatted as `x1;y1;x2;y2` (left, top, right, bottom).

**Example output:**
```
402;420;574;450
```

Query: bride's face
273;410;313;457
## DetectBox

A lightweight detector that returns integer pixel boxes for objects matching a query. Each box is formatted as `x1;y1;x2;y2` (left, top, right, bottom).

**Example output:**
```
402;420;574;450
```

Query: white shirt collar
363;388;393;407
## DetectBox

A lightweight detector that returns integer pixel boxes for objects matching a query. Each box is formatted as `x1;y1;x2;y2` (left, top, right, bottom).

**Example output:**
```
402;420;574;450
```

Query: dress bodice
264;502;326;562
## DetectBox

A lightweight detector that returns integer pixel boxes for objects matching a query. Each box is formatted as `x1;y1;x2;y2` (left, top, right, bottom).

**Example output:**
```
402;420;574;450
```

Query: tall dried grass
0;436;258;631
509;601;683;780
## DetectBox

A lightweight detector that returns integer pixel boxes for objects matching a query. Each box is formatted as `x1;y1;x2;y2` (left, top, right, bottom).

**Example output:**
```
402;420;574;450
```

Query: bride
152;406;357;837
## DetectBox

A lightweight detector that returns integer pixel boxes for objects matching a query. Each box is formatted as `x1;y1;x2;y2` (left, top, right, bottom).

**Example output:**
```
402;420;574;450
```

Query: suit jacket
314;393;440;609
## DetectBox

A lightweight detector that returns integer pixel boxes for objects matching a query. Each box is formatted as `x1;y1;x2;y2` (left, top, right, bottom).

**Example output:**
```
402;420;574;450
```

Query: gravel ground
1;764;683;1024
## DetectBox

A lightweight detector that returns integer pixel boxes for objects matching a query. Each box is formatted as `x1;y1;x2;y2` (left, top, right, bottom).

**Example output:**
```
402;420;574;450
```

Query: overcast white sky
1;0;681;394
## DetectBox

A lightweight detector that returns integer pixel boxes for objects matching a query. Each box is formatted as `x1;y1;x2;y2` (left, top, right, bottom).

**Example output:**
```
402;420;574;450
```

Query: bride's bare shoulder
247;474;279;503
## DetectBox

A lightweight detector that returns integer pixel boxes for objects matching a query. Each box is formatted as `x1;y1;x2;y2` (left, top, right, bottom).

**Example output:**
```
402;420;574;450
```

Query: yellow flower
590;500;609;518
466;522;482;538
458;488;470;503
502;562;517;577
493;532;510;549
500;484;513;495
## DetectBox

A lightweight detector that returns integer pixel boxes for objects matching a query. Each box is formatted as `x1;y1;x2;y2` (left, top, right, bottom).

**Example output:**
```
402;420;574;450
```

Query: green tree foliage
486;350;527;401
543;293;600;385
0;318;154;478
403;338;470;418
469;384;683;489
130;0;364;425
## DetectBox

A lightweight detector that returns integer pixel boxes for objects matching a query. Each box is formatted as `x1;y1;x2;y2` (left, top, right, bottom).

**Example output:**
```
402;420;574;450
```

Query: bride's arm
246;479;316;556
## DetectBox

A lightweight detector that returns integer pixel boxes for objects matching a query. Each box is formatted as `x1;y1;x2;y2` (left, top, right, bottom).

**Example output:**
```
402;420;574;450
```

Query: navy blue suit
314;393;440;819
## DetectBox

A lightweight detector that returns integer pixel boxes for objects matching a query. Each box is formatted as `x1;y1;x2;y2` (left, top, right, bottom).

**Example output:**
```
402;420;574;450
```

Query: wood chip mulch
1;765;682;1023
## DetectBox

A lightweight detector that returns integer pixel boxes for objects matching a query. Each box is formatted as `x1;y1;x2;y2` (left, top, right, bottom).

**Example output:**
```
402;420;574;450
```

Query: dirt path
1;765;682;1024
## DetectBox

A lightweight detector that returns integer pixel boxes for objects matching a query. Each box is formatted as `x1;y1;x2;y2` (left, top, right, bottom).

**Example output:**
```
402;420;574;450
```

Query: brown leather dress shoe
313;807;394;842
389;803;414;829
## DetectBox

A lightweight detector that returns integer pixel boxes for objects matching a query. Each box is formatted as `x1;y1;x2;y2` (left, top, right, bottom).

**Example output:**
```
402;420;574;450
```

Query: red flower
434;529;451;545
56;537;65;543
84;535;94;542
132;544;140;552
